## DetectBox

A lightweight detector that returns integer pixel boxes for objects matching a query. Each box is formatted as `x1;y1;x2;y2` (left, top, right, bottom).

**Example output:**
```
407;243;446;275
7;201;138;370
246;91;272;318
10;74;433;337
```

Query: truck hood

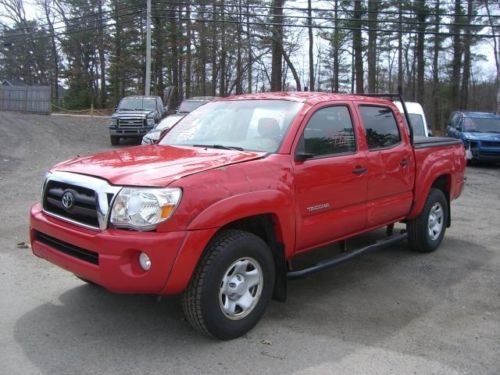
52;145;266;186
462;132;500;141
112;109;155;119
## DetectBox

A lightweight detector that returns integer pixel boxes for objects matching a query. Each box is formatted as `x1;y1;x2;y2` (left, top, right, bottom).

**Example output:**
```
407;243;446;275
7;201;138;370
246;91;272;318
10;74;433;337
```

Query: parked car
446;111;500;163
30;92;465;340
394;101;432;137
142;114;184;145
177;96;217;114
109;95;166;145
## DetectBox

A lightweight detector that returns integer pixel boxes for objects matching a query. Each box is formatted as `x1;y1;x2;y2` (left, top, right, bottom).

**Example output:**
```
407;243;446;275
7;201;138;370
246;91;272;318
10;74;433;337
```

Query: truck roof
224;91;397;106
459;111;499;119
121;95;159;100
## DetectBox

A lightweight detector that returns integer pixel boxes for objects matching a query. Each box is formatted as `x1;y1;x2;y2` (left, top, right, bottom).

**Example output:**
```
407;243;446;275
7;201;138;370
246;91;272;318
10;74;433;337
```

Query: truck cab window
359;106;401;149
298;106;356;157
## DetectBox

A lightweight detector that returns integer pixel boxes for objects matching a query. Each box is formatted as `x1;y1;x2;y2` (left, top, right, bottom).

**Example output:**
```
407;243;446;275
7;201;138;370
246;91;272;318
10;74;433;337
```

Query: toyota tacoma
30;92;466;340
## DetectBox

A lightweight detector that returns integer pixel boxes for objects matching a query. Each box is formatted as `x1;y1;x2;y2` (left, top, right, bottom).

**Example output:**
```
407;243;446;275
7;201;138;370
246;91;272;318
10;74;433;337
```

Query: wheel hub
219;257;263;320
227;274;247;299
428;202;444;241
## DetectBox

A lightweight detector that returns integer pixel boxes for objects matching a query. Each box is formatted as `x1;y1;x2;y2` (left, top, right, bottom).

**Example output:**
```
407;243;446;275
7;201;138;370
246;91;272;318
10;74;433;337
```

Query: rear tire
407;188;448;253
110;135;120;145
182;230;275;340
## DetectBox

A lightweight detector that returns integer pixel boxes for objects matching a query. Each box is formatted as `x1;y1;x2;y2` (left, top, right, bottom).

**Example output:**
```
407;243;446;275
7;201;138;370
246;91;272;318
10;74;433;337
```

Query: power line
1;3;497;42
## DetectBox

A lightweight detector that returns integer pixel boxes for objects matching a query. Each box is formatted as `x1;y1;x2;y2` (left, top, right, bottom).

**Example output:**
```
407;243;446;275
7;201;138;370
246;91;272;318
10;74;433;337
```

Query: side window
359;106;401;150
298;106;356;157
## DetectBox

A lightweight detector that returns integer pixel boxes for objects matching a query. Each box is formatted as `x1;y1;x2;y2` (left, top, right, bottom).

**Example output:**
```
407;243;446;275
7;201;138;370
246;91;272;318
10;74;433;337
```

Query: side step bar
287;232;407;280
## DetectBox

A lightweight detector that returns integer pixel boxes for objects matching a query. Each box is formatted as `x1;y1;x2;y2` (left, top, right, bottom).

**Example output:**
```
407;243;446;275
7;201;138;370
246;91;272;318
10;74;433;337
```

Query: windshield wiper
193;144;244;151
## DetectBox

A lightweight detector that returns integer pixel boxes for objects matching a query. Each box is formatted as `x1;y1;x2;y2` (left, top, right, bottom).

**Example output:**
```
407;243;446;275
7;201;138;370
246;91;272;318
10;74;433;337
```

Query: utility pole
145;0;152;96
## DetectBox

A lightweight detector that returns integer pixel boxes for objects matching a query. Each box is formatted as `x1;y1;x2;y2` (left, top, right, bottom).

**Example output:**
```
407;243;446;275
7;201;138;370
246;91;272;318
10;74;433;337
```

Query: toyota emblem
61;190;75;210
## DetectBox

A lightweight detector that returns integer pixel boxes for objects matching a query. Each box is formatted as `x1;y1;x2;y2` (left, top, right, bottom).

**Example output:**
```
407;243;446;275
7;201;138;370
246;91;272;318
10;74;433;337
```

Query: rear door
357;104;415;228
293;103;368;252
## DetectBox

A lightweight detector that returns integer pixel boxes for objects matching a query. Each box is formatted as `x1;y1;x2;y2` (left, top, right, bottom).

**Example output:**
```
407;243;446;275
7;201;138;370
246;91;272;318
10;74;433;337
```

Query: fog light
139;252;151;271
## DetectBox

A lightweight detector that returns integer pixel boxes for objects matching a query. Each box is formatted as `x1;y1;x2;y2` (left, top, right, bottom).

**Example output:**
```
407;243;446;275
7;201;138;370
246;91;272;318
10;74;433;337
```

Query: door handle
400;158;409;167
352;166;368;175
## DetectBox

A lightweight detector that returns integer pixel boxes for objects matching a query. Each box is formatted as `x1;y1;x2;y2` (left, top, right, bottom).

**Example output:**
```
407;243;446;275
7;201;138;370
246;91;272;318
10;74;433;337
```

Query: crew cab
30;92;466;340
109;95;166;145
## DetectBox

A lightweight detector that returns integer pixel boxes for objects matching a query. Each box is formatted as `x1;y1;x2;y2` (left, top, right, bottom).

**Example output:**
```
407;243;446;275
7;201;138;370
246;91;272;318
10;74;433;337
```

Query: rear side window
297;106;356;157
359;106;401;149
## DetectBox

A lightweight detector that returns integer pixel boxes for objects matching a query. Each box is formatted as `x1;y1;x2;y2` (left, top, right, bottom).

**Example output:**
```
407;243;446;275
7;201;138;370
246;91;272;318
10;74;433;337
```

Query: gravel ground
0;111;499;375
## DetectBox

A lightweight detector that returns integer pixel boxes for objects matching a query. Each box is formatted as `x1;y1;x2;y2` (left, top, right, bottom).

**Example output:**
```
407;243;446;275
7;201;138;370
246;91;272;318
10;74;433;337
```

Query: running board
287;232;407;280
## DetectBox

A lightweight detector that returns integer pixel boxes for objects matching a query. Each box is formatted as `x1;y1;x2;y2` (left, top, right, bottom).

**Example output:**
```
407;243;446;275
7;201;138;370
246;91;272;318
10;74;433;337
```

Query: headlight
146;117;155;126
41;172;52;201
111;118;118;126
110;187;182;230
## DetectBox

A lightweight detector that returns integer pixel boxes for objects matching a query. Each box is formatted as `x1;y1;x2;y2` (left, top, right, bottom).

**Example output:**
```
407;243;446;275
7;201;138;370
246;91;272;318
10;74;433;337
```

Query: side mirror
428;130;433;137
295;152;314;162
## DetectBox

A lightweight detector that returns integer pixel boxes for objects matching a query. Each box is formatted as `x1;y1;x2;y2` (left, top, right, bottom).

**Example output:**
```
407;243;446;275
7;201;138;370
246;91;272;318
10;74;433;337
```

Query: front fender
188;189;295;252
161;190;295;295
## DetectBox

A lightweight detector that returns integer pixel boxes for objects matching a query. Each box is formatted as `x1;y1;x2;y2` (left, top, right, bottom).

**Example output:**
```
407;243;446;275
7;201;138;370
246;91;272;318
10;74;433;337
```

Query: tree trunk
367;0;377;93
398;0;403;90
200;3;207;95
42;0;59;102
353;0;364;93
169;4;179;109
185;3;192;98
246;1;253;93
211;1;218;96
97;0;106;108
415;0;426;104
153;8;164;97
332;0;339;92
485;0;500;113
270;0;284;91
460;0;473;110
307;0;314;91
451;0;463;109
432;0;441;132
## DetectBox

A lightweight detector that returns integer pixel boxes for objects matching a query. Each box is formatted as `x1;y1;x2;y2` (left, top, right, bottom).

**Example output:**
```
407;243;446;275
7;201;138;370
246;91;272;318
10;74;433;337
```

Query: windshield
408;113;426;136
462;117;500;133
118;97;157;111
178;100;209;113
160;100;303;152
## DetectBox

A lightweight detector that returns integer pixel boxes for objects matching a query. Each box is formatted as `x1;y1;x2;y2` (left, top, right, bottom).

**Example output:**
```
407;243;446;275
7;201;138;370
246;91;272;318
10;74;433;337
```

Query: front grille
35;231;99;265
118;118;144;127
479;151;500;158
43;180;99;228
482;141;500;148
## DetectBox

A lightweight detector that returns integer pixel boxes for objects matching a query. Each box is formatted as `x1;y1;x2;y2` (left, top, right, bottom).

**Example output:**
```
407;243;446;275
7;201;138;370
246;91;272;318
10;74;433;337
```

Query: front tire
407;188;448;253
182;230;275;340
110;135;120;145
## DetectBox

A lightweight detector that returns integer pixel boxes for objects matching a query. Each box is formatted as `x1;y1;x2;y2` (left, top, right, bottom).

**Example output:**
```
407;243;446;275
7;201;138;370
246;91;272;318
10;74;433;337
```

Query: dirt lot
0;111;499;375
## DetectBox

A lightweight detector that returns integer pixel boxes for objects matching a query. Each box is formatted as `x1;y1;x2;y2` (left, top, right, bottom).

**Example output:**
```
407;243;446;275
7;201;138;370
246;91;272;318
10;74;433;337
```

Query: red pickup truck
30;92;466;339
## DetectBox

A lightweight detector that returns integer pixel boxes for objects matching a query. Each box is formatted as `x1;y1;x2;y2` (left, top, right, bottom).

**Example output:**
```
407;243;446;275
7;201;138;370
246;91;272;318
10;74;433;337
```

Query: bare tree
484;0;499;114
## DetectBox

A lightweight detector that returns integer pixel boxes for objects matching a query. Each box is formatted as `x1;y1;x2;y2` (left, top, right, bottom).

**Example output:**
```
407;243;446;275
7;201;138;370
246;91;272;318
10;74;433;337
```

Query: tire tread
182;230;254;338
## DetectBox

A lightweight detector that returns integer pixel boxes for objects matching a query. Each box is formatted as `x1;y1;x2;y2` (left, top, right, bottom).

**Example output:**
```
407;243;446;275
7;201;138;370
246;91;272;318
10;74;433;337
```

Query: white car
141;114;184;144
394;101;432;137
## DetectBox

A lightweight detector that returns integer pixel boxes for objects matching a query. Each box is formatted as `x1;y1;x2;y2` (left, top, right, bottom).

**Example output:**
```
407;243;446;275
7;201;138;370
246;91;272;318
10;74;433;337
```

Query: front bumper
109;125;154;137
30;203;187;294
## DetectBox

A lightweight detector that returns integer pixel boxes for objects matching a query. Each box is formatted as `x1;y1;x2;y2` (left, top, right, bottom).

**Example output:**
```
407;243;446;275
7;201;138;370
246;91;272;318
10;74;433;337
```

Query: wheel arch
409;173;452;226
